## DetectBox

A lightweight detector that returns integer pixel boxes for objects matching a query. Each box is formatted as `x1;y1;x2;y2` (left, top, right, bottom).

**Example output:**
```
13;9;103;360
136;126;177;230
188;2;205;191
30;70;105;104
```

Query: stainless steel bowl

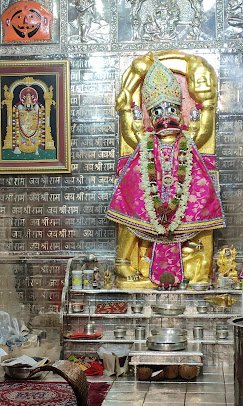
2;357;48;379
151;304;185;316
216;329;229;339
114;326;126;338
131;304;144;313
71;302;85;313
216;325;229;340
196;304;209;314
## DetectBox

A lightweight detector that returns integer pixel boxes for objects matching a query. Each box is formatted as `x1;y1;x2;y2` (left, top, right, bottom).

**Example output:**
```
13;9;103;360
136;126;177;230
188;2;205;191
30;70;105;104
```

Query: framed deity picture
0;60;71;174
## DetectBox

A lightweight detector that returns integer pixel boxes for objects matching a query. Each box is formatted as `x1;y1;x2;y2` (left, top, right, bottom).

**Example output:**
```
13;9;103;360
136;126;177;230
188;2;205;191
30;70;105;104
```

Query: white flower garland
140;131;193;235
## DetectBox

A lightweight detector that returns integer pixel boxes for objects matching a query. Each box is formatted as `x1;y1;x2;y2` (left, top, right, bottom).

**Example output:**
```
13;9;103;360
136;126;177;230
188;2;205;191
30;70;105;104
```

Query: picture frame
0;59;71;174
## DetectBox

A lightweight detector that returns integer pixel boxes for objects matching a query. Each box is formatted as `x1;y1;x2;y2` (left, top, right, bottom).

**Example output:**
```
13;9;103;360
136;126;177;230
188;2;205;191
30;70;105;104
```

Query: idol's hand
116;53;154;152
186;56;217;149
187;55;217;105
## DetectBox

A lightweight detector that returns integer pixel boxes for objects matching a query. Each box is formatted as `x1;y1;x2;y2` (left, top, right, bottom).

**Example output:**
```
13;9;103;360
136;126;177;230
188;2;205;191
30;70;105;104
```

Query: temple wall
0;0;242;361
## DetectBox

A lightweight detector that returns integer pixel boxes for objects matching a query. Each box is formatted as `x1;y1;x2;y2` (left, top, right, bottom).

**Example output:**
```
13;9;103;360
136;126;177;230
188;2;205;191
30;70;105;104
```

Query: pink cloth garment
150;242;183;285
107;132;225;284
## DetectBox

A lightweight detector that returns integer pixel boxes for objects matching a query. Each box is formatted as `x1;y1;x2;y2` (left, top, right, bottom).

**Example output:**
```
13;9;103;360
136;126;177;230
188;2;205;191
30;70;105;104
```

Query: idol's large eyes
167;106;177;114
152;107;162;116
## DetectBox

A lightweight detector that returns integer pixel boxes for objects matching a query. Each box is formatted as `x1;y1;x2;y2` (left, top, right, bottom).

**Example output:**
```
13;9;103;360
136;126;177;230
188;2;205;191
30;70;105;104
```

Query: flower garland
13;105;45;150
140;131;193;236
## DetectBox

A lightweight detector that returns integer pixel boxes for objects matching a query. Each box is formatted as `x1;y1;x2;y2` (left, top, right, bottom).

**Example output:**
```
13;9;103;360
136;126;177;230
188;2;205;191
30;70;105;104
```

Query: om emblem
1;0;53;43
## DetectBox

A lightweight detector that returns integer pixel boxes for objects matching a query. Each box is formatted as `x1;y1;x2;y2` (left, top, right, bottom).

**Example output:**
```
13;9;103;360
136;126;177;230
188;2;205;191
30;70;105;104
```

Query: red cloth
85;361;104;376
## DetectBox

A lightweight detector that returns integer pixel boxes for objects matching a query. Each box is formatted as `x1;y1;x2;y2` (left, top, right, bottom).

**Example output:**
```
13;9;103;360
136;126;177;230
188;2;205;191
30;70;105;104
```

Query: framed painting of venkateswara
0;59;71;173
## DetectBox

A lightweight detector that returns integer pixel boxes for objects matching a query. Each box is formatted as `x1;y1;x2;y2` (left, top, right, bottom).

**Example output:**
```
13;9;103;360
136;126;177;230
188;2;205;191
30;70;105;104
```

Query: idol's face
225;248;231;257
20;88;38;105
149;101;181;134
10;8;42;39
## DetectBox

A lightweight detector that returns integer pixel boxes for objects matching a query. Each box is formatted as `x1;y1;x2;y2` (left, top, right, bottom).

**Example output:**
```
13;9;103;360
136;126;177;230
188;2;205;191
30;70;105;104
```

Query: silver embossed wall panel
216;52;243;256
224;0;243;39
68;0;111;45
118;0;217;44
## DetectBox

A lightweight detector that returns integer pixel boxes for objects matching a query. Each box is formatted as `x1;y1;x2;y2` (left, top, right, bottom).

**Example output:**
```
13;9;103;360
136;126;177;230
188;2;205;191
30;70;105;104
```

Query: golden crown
141;59;182;110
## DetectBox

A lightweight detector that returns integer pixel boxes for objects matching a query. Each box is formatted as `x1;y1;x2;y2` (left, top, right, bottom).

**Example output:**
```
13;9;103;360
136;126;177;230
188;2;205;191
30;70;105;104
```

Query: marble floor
86;364;235;406
27;362;235;405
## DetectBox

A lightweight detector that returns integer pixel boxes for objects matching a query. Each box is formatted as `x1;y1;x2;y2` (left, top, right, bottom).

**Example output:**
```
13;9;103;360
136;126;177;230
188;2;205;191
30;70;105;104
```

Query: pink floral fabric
150;242;183;284
106;132;225;284
107;133;225;234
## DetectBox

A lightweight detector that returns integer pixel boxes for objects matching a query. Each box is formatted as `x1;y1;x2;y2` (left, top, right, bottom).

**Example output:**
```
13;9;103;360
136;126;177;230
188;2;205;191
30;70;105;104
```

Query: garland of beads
140;131;193;236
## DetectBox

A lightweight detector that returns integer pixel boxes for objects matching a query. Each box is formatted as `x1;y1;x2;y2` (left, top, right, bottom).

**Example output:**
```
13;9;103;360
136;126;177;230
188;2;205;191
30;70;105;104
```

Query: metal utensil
151;304;185;316
83;305;96;334
135;326;146;340
131;304;144;313
216;324;229;339
190;283;209;291
2;357;49;379
146;335;187;351
216;329;229;339
193;325;204;340
151;327;187;339
84;321;96;334
196;304;210;314
114;326;126;338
